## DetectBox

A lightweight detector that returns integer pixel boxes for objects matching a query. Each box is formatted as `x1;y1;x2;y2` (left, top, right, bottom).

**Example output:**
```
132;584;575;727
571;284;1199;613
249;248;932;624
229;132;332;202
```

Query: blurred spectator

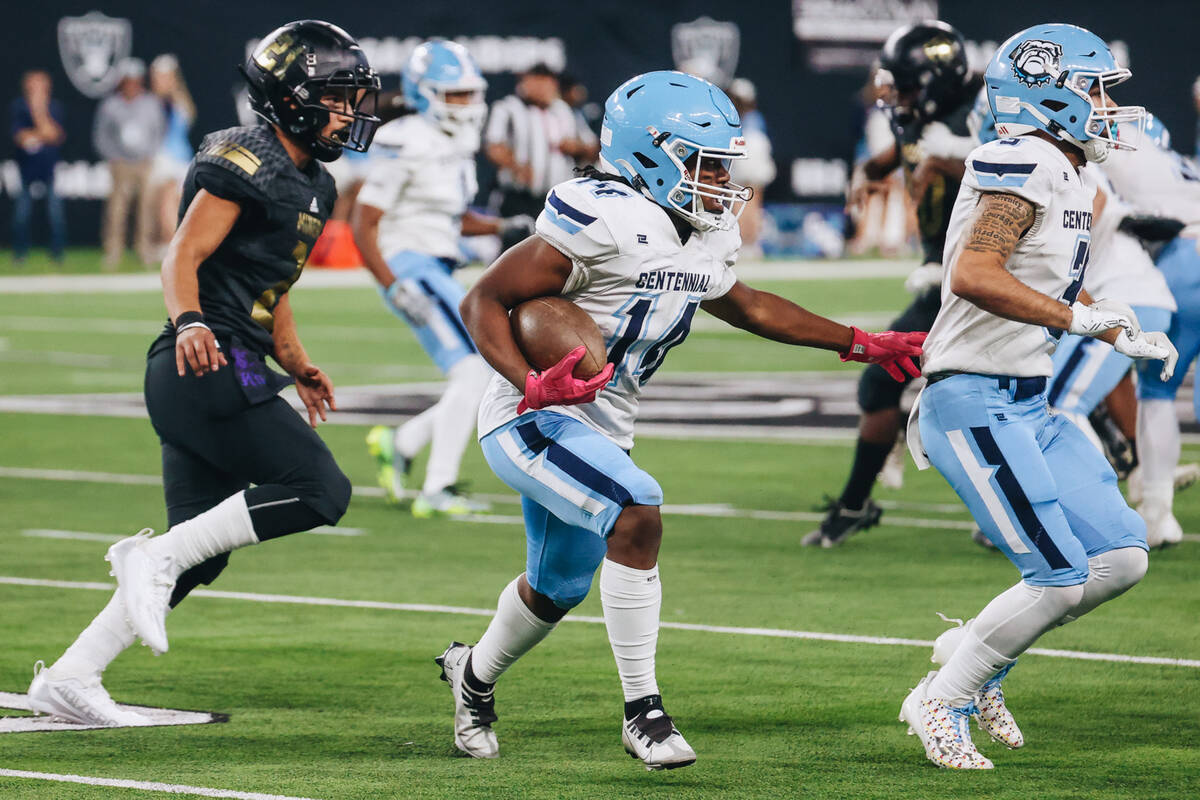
93;57;165;268
10;70;66;264
484;64;597;250
726;77;775;258
147;54;195;259
559;71;602;135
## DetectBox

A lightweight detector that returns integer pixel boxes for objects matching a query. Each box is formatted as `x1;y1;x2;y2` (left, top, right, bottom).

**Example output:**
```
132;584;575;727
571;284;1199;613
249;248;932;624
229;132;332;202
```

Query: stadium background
4;0;1199;251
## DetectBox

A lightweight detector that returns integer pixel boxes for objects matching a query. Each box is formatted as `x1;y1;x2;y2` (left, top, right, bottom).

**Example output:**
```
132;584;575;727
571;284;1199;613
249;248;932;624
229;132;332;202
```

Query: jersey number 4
1049;233;1091;340
607;296;701;386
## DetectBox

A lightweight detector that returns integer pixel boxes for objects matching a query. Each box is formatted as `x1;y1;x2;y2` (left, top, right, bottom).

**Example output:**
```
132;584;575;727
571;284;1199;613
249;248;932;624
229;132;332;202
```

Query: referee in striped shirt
485;64;599;250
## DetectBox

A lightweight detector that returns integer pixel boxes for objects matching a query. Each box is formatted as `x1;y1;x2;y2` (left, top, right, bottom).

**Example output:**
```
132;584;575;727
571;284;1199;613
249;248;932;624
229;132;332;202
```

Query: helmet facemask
284;68;381;162
1061;69;1144;162
650;127;753;232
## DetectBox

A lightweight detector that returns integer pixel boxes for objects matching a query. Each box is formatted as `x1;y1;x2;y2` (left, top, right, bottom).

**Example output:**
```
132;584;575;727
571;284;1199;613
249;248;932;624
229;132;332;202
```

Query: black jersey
152;124;337;357
892;78;981;265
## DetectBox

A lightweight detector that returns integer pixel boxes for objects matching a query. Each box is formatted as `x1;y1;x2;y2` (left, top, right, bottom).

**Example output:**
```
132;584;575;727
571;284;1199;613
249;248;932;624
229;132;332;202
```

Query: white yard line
0;768;321;800
21;527;363;542
1;576;1196;669
7;465;1197;539
0;260;915;295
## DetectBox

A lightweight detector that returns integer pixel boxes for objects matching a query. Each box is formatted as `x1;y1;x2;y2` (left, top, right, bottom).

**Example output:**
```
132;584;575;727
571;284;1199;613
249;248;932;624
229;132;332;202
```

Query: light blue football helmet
600;70;751;232
985;23;1144;162
402;39;487;138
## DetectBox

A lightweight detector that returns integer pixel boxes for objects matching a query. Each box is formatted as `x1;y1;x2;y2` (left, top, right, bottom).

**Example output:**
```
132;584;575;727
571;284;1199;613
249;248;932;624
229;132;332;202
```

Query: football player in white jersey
433;70;926;770
354;40;530;516
900;24;1177;769
1099;114;1200;545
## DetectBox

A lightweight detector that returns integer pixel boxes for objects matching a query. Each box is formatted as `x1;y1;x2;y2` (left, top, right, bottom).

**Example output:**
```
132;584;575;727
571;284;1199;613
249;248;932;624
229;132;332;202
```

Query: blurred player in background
357;40;530;517
27;20;380;727
1101;110;1200;545
901;23;1175;769
807;21;981;547
437;70;925;770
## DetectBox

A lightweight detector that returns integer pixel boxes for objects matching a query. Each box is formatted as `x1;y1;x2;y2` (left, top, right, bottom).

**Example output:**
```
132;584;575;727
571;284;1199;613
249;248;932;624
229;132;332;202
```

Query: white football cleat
27;661;149;727
1126;463;1200;506
975;665;1024;749
412;487;491;518
1143;510;1184;548
106;530;175;655
621;695;697;771
878;435;908;490
435;641;498;758
900;671;993;770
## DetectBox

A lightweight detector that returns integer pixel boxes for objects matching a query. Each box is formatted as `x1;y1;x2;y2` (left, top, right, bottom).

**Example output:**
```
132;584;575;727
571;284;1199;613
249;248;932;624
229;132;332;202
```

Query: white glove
904;263;943;295
1113;329;1179;381
1068;299;1140;337
500;214;535;235
918;121;977;161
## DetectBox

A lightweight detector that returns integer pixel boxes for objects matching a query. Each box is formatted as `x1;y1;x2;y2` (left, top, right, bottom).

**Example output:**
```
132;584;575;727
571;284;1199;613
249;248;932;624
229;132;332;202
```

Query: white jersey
477;177;740;449
1083;165;1175;311
923;136;1098;378
1102;120;1200;232
356;114;478;261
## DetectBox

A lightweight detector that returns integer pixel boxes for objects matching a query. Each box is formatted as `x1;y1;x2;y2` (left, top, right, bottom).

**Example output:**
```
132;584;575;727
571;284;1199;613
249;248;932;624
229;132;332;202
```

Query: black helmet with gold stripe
241;20;381;162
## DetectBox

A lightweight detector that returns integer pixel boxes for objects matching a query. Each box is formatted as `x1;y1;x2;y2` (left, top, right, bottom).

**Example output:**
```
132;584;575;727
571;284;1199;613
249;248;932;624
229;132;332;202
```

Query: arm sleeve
962;140;1055;210
534;181;618;293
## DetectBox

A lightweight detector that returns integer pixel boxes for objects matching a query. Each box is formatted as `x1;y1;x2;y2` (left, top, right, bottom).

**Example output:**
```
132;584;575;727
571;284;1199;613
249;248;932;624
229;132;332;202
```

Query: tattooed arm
948;192;1074;330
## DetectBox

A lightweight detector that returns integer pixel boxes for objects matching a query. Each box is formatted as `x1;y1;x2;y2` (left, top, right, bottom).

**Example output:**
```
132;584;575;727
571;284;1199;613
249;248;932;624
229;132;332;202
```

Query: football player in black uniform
806;21;982;547
27;20;381;725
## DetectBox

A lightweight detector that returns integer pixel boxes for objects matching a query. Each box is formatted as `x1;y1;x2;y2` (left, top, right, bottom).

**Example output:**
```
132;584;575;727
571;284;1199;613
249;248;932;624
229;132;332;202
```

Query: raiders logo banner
57;11;133;99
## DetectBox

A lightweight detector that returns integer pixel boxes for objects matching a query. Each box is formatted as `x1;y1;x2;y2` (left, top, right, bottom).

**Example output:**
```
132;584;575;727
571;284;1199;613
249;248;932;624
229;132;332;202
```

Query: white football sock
470;576;557;685
50;593;136;677
395;408;435;461
144;491;258;579
1061;547;1148;624
1138;398;1181;487
423;355;492;495
928;580;1084;706
600;558;661;702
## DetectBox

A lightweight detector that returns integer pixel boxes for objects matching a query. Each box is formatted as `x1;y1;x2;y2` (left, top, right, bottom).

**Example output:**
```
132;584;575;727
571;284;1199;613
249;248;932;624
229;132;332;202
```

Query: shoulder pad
536;179;619;264
195;126;281;189
964;137;1061;208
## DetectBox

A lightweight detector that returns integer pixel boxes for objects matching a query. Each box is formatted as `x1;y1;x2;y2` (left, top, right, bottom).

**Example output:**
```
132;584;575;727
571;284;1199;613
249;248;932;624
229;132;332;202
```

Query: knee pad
1092;546;1148;594
857;364;908;412
297;465;353;525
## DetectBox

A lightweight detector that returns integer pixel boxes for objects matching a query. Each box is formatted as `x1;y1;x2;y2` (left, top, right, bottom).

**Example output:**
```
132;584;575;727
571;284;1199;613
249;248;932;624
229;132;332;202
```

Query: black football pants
143;347;351;607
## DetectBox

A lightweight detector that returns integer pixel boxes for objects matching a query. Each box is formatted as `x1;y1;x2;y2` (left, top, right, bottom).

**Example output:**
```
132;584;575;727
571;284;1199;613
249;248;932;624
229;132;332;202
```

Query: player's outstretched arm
460;236;576;390
701;281;924;380
162;189;241;377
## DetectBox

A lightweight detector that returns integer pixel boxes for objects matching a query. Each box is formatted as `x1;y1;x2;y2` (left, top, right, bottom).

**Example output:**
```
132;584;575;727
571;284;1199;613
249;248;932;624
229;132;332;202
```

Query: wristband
174;310;206;330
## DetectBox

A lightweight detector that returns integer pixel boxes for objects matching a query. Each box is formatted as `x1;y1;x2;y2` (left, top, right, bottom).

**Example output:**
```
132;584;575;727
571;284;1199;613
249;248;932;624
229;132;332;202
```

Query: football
510;296;608;378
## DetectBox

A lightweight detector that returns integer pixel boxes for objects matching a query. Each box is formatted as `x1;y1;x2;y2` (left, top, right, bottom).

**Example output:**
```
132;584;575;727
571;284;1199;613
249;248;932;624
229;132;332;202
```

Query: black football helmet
877;20;969;124
241;20;381;162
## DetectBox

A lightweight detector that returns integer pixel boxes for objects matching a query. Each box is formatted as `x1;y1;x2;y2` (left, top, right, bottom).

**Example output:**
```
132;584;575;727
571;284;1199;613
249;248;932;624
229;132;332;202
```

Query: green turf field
1;255;1197;799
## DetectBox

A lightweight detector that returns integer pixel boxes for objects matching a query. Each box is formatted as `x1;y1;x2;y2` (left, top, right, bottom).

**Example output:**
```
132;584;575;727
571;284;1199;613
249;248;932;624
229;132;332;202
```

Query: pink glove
840;327;926;382
517;346;615;414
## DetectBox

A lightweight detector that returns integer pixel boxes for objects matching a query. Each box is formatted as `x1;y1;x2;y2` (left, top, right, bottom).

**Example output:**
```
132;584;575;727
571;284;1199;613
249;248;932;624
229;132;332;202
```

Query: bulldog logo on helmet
1009;39;1063;88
